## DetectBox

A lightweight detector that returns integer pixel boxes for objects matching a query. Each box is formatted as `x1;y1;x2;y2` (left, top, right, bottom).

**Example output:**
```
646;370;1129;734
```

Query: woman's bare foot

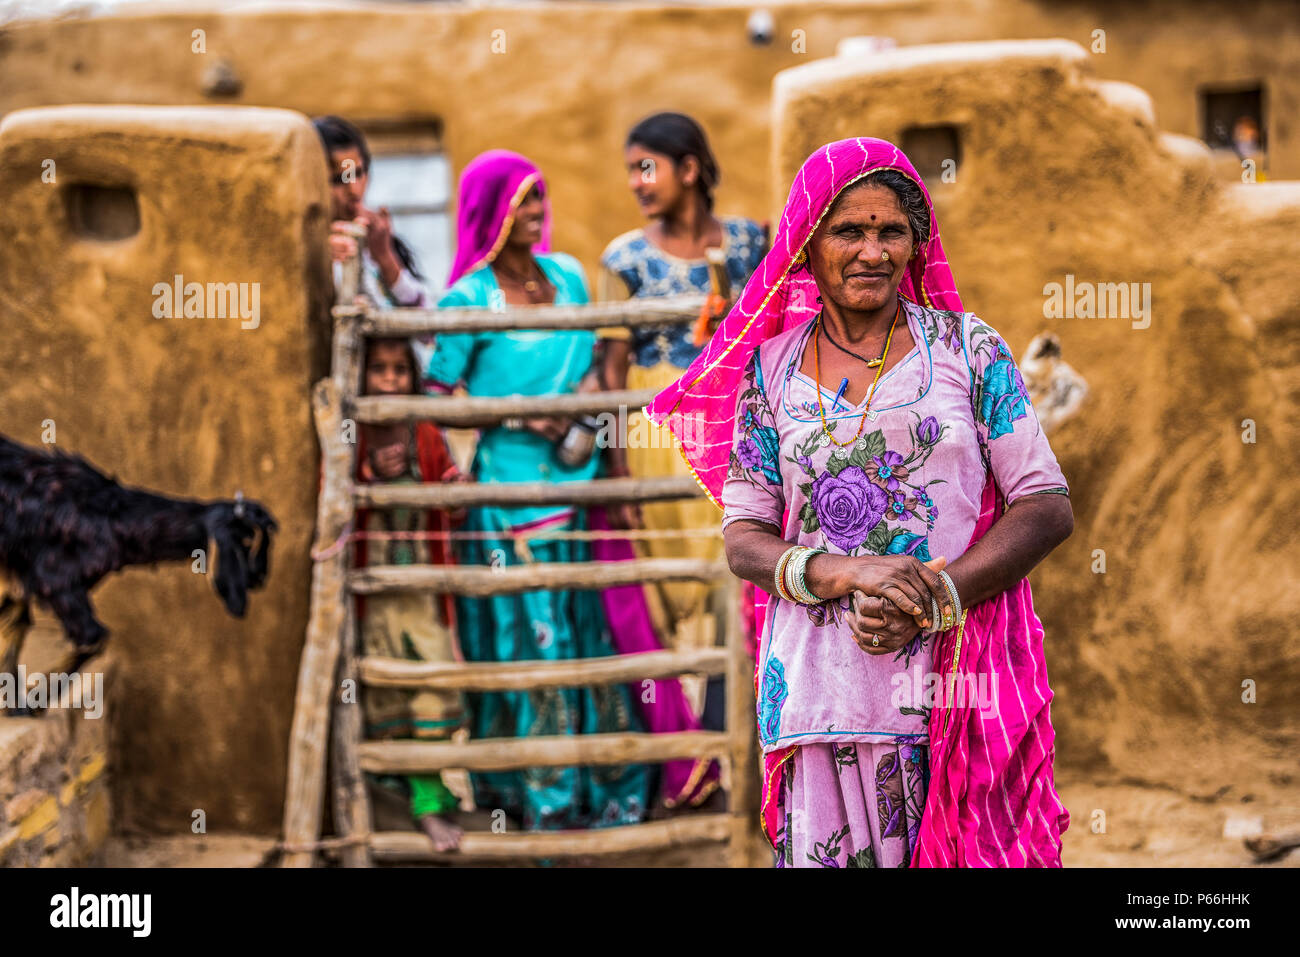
418;813;463;852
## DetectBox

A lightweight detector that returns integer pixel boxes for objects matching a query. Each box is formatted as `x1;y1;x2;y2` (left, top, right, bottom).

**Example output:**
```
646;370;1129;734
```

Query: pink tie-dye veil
645;138;1068;866
643;137;961;501
913;472;1070;867
447;149;553;288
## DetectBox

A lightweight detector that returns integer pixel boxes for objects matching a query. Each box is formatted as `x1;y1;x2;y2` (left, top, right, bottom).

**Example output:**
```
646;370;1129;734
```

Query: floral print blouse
720;299;1069;752
599;216;767;369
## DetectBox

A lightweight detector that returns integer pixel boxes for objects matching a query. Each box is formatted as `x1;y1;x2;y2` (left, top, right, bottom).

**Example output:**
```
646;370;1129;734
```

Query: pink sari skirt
773;736;930;868
588;507;720;807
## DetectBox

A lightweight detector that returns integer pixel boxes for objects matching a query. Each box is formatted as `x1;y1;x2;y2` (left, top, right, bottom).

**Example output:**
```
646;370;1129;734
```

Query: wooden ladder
280;251;757;866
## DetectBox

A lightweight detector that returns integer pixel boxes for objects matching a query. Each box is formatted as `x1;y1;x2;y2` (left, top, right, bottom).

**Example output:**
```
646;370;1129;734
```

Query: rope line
310;521;354;561
312;524;721;561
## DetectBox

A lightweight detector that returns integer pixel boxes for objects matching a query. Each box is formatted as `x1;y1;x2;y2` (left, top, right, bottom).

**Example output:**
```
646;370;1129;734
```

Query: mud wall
0;0;1295;285
0;106;333;833
0;2;1294;837
772;39;1300;795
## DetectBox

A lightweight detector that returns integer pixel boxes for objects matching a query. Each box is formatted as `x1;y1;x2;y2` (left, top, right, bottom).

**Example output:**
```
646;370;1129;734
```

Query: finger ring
871;635;880;647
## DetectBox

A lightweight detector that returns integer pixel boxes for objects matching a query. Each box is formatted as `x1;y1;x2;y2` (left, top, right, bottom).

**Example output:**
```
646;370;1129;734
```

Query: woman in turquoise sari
422;149;650;830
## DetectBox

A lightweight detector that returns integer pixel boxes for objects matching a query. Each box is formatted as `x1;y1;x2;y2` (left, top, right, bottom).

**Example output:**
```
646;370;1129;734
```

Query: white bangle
937;570;961;629
785;546;826;605
786;548;810;604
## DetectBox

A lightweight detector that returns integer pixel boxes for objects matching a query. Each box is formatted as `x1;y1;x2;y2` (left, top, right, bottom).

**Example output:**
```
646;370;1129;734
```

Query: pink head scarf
446;149;552;288
644;137;961;504
647;138;1069;866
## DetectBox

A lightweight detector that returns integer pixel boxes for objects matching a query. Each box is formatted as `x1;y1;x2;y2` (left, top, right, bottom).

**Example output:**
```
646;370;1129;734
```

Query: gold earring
793;248;807;266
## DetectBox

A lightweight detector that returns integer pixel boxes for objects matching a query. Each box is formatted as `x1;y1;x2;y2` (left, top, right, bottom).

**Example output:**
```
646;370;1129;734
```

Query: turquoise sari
425;252;651;830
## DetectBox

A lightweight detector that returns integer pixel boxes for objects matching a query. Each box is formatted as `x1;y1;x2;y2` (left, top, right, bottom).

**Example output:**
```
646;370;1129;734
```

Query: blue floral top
599;215;767;369
721;300;1070;750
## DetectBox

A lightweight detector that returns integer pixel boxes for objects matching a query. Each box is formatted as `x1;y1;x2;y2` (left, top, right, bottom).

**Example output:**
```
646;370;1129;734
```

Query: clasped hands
841;555;952;656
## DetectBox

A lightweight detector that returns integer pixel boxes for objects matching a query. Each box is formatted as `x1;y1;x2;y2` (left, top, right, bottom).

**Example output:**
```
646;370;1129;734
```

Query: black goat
0;434;277;705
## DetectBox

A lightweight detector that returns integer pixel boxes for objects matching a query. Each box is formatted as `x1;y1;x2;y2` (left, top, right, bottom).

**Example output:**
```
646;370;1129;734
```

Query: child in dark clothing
355;336;468;851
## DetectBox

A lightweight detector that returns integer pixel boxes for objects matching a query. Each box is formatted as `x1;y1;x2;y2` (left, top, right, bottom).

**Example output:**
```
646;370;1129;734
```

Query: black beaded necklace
819;314;888;368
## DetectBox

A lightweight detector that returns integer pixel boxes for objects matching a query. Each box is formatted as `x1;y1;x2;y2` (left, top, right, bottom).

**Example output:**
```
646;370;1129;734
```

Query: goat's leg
0;592;33;716
53;641;108;675
27;588;109;713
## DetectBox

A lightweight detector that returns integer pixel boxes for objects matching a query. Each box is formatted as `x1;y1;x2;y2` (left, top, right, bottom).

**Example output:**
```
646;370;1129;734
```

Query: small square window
63;183;139;241
1200;85;1265;157
901;125;961;186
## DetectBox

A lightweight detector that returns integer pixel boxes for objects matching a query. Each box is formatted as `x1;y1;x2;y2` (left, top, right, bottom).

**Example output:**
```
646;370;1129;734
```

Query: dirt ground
1056;775;1300;869
101;774;1299;868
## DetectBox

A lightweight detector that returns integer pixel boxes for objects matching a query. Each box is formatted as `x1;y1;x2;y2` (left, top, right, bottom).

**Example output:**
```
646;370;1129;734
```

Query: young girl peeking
354;336;469;852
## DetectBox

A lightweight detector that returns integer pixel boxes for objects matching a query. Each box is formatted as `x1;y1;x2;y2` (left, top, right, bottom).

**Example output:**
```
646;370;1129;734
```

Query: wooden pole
360;646;727;691
332;317;362;403
352;389;659;428
353;474;703;509
281;379;356;866
348;558;728;597
336;222;365;306
358;294;704;335
359;730;729;774
330;598;371;867
368;814;730;862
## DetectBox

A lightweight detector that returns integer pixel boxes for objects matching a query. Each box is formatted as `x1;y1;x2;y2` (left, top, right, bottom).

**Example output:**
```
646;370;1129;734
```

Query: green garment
410;774;460;818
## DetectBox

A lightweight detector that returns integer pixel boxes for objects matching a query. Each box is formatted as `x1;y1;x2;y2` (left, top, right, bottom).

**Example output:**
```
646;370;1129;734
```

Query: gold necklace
493;258;549;296
813;301;901;448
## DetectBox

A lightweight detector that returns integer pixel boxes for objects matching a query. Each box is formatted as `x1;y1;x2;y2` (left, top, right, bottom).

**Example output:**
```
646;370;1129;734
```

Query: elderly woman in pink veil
646;138;1074;867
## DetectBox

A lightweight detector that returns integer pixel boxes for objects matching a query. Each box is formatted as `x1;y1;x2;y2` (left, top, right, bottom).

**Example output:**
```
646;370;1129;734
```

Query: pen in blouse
832;377;849;412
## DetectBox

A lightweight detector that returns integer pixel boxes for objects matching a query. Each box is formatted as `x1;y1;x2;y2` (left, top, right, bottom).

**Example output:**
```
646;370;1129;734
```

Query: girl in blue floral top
595;115;767;743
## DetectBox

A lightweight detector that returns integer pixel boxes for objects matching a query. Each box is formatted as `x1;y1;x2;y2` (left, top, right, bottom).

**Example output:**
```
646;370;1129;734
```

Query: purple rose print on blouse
810;466;888;551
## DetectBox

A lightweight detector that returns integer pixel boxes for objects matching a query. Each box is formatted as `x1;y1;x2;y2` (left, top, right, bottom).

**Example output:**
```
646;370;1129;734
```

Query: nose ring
881;251;891;262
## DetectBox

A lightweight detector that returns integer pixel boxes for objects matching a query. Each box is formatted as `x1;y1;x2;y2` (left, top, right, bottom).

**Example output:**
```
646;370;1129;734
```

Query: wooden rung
358;730;728;773
352;389;658;427
354;474;705;509
348;558;729;596
368;814;730;862
358;294;705;335
360;646;728;691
